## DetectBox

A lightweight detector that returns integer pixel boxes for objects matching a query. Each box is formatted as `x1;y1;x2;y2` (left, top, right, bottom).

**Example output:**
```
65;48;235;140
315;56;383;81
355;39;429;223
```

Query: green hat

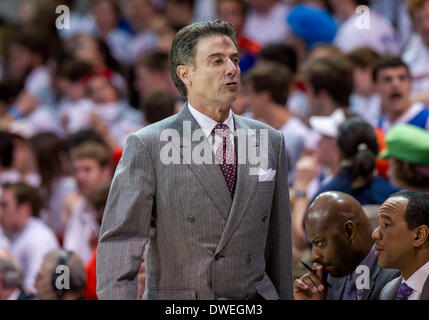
379;124;429;165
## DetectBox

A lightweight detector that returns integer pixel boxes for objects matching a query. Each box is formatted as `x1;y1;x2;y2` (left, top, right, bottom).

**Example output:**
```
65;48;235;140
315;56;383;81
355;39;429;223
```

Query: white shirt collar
187;102;235;139
404;260;429;294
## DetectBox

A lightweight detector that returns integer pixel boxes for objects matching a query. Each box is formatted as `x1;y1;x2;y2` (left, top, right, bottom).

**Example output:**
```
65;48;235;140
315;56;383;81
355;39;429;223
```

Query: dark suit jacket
380;275;429;300
326;259;400;300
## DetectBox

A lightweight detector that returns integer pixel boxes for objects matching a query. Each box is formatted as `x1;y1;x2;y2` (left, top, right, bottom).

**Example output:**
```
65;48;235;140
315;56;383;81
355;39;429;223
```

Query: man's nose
226;58;238;76
311;248;322;262
372;226;381;240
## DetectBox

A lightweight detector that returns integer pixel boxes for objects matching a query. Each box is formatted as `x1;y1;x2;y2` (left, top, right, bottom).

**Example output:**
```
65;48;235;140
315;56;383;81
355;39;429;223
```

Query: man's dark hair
245;62;293;105
217;0;249;16
337;117;379;192
391;159;429;191
0;131;14;168
12;31;49;63
70;141;112;168
390;191;429;230
347;47;379;69
372;55;410;82
56;59;93;82
170;19;238;96
258;43;298;74
138;51;170;72
30;132;66;195
0;79;24;104
353;0;370;6
301;55;354;107
2;182;42;217
142;91;176;124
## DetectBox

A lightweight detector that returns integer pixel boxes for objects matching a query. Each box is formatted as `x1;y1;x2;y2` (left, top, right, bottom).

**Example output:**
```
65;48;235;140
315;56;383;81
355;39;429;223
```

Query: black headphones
51;250;73;300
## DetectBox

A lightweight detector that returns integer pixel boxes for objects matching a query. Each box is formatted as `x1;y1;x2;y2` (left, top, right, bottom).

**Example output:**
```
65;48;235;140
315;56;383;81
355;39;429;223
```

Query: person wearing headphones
34;249;86;300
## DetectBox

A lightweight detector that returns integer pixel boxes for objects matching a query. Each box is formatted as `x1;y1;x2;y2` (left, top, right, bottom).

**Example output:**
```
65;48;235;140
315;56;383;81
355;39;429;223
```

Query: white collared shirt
403;260;429;300
187;102;235;157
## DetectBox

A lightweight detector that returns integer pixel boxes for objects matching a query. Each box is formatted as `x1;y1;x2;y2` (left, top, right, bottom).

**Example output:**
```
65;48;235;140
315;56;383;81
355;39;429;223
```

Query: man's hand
294;263;327;300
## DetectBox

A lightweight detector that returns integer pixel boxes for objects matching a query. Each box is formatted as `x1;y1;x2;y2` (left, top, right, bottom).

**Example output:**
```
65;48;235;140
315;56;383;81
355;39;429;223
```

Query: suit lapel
327;275;347;300
420;275;429;300
215;114;259;254
360;260;381;300
172;104;232;220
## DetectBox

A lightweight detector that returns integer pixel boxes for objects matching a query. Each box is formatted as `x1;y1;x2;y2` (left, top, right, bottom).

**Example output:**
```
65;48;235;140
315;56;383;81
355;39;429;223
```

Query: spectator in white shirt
244;0;290;45
30;133;77;241
62;142;113;264
8;126;41;188
67;34;127;96
347;47;381;127
402;0;429;105
90;0;133;66
0;182;59;292
165;0;195;32
331;0;399;55
245;62;309;185
55;59;95;135
373;191;429;300
87;73;143;148
122;0;159;62
373;55;429;132
4;31;55;121
135;51;179;107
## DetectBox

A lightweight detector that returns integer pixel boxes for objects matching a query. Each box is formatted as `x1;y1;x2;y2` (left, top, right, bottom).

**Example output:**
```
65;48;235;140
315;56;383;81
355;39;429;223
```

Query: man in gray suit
294;192;399;300
374;191;429;300
96;20;293;300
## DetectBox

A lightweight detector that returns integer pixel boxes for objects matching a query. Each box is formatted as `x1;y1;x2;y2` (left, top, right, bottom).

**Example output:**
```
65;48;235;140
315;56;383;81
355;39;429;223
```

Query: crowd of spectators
0;0;428;300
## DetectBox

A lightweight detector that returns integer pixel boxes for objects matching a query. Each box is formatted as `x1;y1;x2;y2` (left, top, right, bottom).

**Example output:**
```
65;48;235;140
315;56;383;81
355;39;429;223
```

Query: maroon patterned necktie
213;123;237;197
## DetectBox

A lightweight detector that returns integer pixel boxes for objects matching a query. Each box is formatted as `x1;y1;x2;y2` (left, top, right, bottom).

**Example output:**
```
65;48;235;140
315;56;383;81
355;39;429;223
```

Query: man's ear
413;225;429;248
177;65;192;89
343;220;356;242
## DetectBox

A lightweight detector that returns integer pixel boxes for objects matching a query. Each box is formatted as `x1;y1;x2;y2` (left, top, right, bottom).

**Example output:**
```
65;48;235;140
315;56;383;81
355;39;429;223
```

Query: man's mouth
390;92;402;100
374;245;384;256
223;81;238;87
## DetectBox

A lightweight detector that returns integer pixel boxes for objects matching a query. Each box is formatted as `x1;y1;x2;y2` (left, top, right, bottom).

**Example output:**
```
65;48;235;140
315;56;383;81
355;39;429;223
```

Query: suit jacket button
247;254;253;263
262;214;268;223
187;216;195;223
215;253;225;261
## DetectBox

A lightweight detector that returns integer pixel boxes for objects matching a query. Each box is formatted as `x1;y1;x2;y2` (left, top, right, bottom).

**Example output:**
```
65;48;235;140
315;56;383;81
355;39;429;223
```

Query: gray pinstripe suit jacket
96;104;293;300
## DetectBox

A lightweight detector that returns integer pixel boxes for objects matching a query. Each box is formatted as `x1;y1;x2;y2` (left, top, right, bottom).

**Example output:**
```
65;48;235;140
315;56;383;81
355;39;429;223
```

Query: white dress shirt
403;260;429;300
402;34;429;94
9;218;59;291
63;197;100;264
187;102;235;157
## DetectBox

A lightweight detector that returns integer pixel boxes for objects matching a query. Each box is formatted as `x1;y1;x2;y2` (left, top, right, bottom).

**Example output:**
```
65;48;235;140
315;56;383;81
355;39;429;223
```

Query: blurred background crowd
0;0;428;300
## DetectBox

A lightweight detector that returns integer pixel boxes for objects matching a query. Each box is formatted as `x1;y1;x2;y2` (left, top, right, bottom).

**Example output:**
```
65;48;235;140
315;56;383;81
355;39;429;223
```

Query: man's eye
316;241;324;248
214;59;223;64
383;223;390;228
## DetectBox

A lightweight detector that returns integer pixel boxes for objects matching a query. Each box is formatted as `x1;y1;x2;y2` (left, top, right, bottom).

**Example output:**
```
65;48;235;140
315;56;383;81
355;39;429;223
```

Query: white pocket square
258;168;276;182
